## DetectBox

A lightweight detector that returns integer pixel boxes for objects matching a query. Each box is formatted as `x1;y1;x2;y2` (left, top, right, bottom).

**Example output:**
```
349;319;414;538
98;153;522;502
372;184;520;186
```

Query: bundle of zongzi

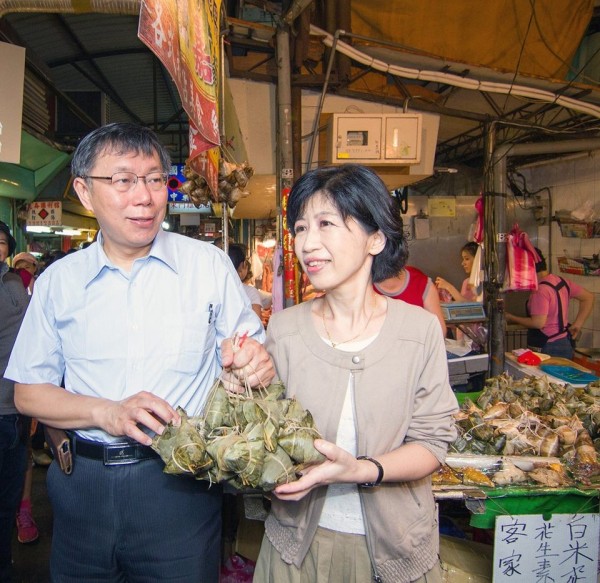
152;377;325;491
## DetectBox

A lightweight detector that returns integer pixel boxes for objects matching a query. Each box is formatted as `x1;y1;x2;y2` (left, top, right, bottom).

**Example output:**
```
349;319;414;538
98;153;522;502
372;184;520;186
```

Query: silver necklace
321;298;377;348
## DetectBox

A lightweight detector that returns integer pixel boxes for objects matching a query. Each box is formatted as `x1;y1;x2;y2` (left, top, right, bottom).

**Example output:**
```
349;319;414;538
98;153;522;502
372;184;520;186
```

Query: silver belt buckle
103;443;138;465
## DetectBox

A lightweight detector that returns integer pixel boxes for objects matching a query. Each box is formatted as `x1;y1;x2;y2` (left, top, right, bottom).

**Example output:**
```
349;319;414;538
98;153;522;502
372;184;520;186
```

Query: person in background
14;249;54;467
227;243;264;319
38;249;66;276
0;221;31;582
253;164;457;583
241;259;273;328
213;235;235;250
374;265;447;336
12;253;37;295
6;122;274;583
10;253;42;545
505;248;594;359
435;241;480;302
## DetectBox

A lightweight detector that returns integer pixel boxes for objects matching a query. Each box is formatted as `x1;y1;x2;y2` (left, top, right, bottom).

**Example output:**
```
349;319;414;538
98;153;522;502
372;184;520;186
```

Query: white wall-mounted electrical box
319;112;439;188
322;113;422;165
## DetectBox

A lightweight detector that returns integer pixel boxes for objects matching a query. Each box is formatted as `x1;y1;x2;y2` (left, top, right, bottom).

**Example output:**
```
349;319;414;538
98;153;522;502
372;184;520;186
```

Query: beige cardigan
264;298;458;583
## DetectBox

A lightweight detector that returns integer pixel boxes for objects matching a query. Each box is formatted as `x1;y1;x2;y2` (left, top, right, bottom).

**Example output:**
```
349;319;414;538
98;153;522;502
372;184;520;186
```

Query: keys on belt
71;434;158;466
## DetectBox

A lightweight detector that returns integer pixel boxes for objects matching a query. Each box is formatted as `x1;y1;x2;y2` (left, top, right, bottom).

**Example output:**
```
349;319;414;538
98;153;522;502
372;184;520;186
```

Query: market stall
434;369;600;579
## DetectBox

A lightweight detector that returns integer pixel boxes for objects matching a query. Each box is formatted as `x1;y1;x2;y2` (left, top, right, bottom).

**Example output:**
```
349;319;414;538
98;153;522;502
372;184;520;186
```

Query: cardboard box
440;535;493;583
235;516;265;562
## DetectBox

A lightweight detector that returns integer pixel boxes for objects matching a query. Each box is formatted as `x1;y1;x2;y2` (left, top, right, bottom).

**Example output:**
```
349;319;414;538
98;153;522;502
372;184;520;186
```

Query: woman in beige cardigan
253;165;458;583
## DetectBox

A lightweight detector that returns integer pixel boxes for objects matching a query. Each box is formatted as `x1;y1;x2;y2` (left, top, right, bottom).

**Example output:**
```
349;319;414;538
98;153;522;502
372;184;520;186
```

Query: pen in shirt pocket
208;303;214;324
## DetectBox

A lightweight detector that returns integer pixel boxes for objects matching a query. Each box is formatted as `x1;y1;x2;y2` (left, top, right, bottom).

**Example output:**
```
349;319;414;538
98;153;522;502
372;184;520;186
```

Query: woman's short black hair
286;164;408;283
227;244;246;271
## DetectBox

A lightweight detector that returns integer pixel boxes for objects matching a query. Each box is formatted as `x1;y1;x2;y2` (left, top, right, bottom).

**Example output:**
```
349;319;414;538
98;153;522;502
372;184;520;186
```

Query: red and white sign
27;201;62;226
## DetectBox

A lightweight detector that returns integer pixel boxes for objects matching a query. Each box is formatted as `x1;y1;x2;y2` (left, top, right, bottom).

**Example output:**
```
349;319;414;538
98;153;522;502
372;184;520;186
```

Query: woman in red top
374;266;447;336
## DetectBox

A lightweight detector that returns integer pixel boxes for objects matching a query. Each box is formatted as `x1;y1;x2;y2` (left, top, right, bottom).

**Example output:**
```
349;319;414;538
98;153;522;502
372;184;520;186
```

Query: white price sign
494;513;599;582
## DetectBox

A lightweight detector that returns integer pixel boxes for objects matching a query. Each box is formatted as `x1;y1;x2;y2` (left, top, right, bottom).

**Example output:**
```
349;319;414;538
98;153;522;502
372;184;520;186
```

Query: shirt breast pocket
165;322;213;374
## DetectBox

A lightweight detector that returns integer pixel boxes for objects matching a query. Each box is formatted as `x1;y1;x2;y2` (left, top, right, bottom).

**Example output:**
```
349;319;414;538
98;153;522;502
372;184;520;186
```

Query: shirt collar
83;228;178;286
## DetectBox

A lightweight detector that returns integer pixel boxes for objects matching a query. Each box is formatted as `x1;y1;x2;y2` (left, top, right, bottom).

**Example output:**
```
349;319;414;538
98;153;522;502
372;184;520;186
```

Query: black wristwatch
357;455;384;487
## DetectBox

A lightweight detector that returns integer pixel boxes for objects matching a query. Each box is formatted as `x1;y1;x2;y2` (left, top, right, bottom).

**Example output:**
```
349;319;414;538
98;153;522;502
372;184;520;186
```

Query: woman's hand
273;440;370;501
434;277;451;291
435;277;463;302
220;337;275;391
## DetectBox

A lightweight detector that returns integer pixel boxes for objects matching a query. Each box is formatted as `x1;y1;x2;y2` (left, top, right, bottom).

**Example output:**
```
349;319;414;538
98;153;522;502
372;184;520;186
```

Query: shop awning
0;131;72;201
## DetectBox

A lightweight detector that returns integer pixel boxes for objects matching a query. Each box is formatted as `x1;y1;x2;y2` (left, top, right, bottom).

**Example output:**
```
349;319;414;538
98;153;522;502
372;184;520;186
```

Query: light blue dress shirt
5;229;265;442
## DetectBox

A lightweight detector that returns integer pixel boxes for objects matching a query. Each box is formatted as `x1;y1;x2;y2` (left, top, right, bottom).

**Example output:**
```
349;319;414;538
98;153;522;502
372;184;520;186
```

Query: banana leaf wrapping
152;377;325;491
258;446;296;491
279;426;325;464
202;380;233;430
151;407;212;476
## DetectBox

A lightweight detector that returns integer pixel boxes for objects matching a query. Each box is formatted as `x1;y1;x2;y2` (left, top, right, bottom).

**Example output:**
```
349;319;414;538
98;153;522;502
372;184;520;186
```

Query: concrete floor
12;464;51;583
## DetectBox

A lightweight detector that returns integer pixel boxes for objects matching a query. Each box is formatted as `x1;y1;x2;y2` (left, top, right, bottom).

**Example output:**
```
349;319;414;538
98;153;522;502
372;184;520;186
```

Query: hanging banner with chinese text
138;0;221;196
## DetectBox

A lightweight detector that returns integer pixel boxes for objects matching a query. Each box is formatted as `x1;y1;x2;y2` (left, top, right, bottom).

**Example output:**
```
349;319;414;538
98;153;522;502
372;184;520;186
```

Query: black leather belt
71;434;158;466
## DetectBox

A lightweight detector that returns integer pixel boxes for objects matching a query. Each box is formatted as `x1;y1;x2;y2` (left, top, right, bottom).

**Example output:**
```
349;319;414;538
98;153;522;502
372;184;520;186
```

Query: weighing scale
442;303;489;390
440;302;487;323
441;302;488;349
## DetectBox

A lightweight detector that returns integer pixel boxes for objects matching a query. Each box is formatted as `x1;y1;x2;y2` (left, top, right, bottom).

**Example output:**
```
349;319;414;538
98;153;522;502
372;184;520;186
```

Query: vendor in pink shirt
506;248;594;359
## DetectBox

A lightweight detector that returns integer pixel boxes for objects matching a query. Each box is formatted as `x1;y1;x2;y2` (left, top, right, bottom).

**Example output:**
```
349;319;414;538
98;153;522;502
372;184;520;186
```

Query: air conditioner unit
319;112;439;187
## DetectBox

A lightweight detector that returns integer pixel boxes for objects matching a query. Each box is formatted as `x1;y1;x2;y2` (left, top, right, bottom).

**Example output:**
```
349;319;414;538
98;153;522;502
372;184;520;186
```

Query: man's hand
220;337;275;391
94;391;181;446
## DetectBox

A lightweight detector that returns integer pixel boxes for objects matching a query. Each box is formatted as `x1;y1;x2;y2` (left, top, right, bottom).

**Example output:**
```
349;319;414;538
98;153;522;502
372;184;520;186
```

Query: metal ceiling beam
436;98;600;164
47;47;146;68
0;19;99;133
53;14;143;125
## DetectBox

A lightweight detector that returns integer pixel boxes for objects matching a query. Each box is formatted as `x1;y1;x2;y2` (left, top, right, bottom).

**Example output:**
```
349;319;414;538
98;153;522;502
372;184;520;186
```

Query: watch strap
357;455;384;487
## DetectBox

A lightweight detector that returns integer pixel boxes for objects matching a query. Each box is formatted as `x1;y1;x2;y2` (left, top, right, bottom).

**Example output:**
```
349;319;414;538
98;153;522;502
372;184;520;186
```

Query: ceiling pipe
311;25;600;121
490;137;600;374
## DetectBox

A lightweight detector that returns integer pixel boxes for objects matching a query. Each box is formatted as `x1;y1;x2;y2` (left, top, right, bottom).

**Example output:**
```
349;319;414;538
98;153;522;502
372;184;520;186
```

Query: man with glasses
6;123;274;582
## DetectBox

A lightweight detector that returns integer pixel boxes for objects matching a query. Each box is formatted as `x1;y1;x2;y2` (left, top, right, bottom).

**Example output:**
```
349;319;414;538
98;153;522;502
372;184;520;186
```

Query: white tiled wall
520;151;600;349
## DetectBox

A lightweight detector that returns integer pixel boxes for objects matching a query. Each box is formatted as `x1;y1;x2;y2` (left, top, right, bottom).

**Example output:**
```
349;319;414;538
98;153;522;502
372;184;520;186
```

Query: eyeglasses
80;172;168;193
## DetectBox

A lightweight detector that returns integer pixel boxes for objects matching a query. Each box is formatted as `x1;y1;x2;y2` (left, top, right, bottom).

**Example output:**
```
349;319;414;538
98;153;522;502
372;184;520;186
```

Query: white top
243;283;262;307
318;336;377;535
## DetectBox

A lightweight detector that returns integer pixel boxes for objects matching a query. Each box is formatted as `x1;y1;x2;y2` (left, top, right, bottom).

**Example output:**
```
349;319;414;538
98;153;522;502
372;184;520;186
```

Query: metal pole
484;123;506;377
219;33;228;253
306;30;341;170
276;25;296;307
